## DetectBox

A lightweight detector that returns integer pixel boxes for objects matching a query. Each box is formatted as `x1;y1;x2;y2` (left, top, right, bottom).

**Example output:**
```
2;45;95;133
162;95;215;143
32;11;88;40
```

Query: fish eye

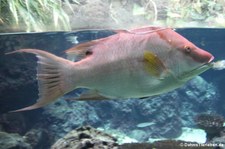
184;46;191;54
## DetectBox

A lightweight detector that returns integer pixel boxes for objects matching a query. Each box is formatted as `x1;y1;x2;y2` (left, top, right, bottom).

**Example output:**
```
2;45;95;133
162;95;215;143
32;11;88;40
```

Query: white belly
75;55;183;98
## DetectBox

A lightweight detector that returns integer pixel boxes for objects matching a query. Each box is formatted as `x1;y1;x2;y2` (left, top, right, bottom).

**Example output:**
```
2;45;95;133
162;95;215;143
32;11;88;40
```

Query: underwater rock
211;136;225;147
0;113;27;134
136;93;183;139
179;76;218;127
23;127;50;149
195;113;224;141
51;126;225;149
42;100;101;141
51;125;118;149
0;131;32;149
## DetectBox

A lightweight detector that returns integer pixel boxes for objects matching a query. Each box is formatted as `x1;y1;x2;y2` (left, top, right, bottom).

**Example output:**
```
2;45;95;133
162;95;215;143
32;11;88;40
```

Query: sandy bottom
149;127;206;143
176;127;206;143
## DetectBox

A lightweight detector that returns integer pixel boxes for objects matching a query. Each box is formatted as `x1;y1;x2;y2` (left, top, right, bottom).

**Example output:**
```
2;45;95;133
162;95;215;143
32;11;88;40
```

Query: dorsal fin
129;27;170;35
115;27;170;35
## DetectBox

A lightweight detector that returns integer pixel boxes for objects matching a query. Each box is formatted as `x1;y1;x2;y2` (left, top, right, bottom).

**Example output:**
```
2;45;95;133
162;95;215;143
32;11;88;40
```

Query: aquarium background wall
0;0;225;149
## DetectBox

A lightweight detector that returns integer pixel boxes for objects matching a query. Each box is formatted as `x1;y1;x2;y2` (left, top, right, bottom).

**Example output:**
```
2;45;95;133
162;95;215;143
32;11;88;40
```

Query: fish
136;122;155;128
6;26;214;112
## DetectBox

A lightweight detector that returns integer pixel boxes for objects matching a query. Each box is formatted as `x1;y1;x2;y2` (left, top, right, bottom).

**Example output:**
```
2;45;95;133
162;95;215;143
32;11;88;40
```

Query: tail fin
6;49;75;112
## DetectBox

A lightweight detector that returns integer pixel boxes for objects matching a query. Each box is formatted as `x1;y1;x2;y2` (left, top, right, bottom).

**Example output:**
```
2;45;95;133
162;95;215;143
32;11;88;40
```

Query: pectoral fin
144;51;167;78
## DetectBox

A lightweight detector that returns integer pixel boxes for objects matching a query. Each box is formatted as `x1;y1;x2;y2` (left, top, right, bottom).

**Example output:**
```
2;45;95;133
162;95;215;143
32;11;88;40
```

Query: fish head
155;29;214;81
175;43;214;81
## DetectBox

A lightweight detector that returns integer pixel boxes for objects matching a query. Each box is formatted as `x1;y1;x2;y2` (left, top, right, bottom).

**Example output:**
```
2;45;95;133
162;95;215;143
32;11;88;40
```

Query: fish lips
208;55;214;63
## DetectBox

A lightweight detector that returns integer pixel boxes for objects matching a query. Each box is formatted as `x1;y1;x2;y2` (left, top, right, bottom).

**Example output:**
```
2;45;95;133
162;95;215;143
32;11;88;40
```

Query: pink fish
7;27;214;112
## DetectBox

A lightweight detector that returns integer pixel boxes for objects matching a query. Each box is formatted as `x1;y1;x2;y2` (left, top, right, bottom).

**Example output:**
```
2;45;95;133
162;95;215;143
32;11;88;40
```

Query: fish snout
194;48;214;63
